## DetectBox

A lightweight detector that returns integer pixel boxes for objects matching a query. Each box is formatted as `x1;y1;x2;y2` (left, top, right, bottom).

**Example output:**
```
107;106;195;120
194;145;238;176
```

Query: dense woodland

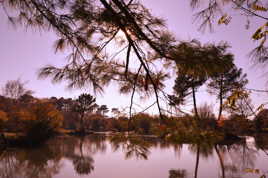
1;0;268;147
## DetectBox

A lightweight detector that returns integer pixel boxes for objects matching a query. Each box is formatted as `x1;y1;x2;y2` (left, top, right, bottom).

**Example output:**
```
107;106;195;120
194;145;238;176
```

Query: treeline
1;92;268;146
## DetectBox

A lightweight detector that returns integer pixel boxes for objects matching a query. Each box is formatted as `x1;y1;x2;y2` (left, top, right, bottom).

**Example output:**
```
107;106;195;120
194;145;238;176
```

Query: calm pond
0;134;268;178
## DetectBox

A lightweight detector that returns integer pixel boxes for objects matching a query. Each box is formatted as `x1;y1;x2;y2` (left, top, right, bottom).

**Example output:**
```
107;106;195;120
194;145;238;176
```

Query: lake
0;134;267;178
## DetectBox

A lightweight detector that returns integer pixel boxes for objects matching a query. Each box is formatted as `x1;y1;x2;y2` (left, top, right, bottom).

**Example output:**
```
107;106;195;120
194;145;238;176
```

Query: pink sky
0;0;267;114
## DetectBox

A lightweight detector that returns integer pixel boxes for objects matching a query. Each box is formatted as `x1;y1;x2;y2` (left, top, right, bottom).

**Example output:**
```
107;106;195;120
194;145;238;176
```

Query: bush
132;113;155;134
110;117;129;132
222;114;254;135
16;102;63;144
254;109;268;132
86;114;107;131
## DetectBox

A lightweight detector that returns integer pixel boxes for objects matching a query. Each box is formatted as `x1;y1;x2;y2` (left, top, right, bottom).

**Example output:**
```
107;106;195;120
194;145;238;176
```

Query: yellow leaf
252;27;264;40
257;104;264;112
244;168;260;174
252;3;267;11
218;14;231;25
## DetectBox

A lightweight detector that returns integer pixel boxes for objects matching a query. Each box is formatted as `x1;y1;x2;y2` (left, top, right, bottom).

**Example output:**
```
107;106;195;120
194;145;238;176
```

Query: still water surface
0;134;268;178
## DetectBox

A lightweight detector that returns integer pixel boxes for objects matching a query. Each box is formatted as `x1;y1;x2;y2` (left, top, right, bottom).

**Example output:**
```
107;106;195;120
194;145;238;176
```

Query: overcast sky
0;0;267;114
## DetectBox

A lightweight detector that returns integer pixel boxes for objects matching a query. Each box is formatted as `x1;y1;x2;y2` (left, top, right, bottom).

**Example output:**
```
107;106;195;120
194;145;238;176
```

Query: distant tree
197;104;215;120
49;97;83;130
111;108;119;117
18;94;35;105
51;97;74;112
73;93;98;133
97;105;109;116
208;63;248;120
195;104;217;130
2;79;34;99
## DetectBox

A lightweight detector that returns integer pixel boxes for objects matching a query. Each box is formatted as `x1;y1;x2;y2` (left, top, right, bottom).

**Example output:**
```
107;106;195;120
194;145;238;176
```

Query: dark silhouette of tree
208;63;248;120
97;105;109;116
73;93;98;133
170;40;232;118
1;79;34;100
18;94;35;104
111;108;121;117
50;97;74;113
48;97;81;129
171;72;206;118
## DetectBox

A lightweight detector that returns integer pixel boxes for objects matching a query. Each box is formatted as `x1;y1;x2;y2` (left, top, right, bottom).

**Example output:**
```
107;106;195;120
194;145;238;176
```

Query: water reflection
71;137;94;175
0;135;267;178
169;169;187;178
0;141;62;178
255;134;268;156
109;135;151;160
215;141;259;178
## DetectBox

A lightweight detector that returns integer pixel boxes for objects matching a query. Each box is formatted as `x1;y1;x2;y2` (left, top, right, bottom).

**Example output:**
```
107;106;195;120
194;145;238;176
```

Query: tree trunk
192;87;199;119
194;145;200;178
215;145;225;178
80;113;85;134
0;133;8;145
218;82;223;121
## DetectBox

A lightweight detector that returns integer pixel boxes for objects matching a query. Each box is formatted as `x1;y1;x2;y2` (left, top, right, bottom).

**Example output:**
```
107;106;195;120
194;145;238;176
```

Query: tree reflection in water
109;134;151;160
72;155;94;175
185;141;258;178
0;135;108;177
0;135;264;178
188;143;214;178
69;135;107;175
71;137;94;175
215;141;258;178
255;134;268;156
169;169;187;178
0;142;63;178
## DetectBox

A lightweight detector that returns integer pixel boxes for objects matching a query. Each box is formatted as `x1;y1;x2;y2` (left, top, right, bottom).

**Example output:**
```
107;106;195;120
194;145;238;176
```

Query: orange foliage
16;102;63;130
0;110;9;122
